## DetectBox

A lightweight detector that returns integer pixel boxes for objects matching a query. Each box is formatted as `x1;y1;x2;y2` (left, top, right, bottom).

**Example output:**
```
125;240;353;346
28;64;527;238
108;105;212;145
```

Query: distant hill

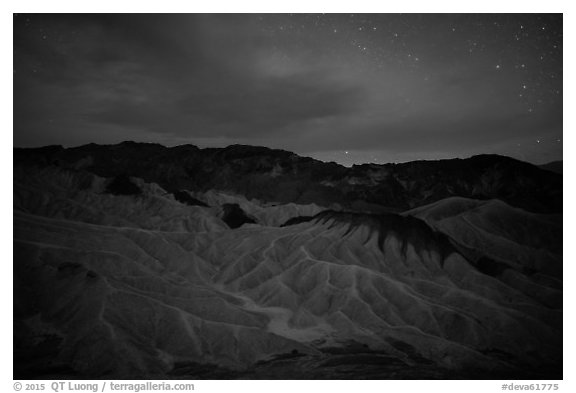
539;160;563;174
14;142;562;214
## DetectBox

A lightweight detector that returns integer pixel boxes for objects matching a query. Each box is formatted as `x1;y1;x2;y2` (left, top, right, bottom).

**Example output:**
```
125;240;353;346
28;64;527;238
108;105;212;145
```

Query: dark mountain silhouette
539;160;562;174
15;142;562;214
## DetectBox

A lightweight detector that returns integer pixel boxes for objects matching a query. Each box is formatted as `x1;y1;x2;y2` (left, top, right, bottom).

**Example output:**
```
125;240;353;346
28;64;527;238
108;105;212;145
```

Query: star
13;13;563;167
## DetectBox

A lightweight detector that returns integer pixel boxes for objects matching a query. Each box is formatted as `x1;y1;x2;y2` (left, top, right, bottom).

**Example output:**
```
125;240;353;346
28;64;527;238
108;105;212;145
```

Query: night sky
13;13;563;165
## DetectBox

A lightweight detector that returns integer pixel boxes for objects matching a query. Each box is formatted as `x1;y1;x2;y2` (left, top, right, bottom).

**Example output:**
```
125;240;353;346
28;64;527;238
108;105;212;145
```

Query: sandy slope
405;197;562;308
13;166;562;378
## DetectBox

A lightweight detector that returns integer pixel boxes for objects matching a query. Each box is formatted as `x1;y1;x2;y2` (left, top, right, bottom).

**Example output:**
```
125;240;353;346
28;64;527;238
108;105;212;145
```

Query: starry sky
13;13;563;165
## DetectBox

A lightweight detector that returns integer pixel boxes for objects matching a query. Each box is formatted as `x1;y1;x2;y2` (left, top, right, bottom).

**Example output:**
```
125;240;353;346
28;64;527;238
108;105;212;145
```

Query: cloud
13;14;563;165
176;73;364;134
80;66;365;138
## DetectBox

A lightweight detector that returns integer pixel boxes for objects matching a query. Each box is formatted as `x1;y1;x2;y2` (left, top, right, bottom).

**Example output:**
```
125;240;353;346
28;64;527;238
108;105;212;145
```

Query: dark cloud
180;74;362;128
13;13;562;164
80;69;364;138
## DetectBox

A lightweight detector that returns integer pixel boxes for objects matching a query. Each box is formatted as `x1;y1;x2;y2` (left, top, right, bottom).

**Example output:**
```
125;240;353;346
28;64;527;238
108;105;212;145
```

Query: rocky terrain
15;142;562;214
13;143;562;379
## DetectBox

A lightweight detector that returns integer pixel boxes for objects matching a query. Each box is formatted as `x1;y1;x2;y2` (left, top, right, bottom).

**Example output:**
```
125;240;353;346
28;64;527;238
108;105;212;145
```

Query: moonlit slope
14;165;562;378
